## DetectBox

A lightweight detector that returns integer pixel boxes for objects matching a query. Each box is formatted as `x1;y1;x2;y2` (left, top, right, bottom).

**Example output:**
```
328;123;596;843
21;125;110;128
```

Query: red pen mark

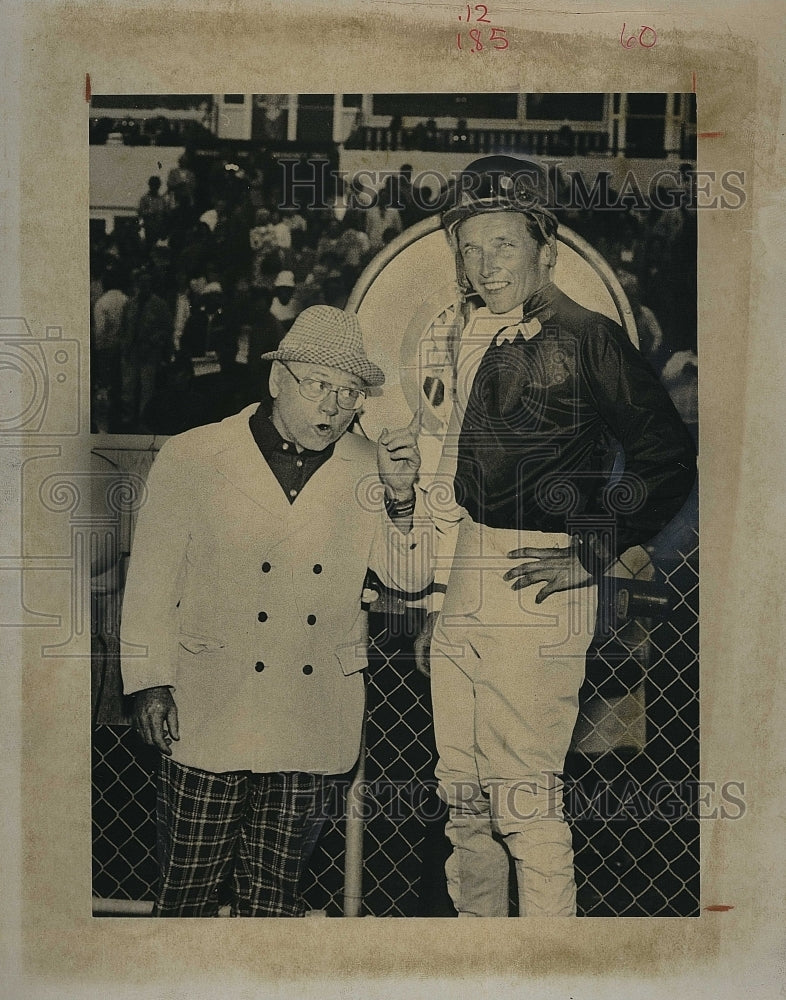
704;904;734;911
621;23;657;48
692;71;697;93
85;72;91;102
698;131;725;138
456;6;509;51
489;26;508;49
639;25;657;47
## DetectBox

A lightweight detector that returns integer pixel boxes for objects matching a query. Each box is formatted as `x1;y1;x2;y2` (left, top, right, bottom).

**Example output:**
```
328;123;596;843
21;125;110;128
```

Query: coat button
255;661;265;672
312;564;322;574
307;614;316;625
262;561;271;573
302;664;313;675
258;612;268;622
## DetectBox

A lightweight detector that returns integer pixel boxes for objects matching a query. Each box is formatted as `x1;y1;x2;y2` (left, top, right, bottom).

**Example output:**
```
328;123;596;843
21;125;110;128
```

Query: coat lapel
293;429;375;517
208;406;290;520
205;409;376;526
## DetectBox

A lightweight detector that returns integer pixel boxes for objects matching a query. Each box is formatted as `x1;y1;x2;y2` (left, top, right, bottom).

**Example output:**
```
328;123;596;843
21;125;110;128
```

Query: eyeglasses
279;361;367;411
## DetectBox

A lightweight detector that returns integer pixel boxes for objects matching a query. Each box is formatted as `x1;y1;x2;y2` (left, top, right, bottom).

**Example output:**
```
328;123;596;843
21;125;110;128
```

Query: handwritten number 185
620;22;657;48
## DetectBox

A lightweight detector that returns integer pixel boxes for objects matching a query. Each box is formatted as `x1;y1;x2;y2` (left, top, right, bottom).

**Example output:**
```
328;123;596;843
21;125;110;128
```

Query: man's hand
377;412;421;501
504;545;592;604
132;686;180;755
413;610;440;678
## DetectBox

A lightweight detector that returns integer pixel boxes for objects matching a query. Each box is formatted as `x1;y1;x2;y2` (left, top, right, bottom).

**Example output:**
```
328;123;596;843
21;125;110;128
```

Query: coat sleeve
120;439;191;695
366;488;435;597
417;401;466;613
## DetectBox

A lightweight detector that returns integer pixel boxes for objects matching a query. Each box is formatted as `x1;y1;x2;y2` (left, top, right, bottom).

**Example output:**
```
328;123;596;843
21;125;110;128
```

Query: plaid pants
154;756;323;917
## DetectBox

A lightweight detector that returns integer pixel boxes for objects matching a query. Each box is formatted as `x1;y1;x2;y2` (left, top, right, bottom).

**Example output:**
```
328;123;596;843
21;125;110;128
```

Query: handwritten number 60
621;23;657;48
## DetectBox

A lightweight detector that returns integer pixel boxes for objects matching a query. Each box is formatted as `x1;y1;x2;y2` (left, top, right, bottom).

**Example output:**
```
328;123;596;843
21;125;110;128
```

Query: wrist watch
384;490;416;517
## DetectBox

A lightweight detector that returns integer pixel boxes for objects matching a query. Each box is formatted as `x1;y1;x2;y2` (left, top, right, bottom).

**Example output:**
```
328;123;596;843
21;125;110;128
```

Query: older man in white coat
121;305;431;917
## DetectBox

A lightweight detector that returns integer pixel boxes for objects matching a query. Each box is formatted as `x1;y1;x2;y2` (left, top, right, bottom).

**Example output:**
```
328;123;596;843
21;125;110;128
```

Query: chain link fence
93;509;698;916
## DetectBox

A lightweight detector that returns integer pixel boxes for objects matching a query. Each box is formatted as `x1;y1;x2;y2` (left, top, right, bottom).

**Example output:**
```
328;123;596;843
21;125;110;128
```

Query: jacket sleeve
366;487;435;597
575;318;697;576
120;439;190;695
418;401;467;613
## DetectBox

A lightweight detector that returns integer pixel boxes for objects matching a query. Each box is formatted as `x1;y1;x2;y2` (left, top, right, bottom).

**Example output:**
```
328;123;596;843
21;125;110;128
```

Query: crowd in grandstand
90;150;698;439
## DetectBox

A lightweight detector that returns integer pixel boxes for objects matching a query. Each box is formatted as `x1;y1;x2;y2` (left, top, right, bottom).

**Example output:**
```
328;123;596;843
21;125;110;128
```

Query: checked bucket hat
260;305;386;387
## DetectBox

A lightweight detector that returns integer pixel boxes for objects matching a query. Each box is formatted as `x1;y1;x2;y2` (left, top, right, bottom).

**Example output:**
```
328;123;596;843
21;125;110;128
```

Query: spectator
388;114;403;151
250;209;280;288
248;166;268;211
339;176;367;233
138;176;167;244
397;165;427;228
256;251;284;292
615;269;666;370
299;263;330;311
323;270;348;309
316;218;343;261
280;227;317;284
270;270;298;330
172;270;192;354
411;117;438;151
233;285;285;408
149;236;172;279
269;209;292;251
120;269;173;430
365;187;403;252
281;206;307;236
199;198;227;236
178;223;214;286
138;351;207;436
180;281;230;360
89;256;105;315
138;176;168;247
92;267;128;431
335;217;370;270
166;152;197;209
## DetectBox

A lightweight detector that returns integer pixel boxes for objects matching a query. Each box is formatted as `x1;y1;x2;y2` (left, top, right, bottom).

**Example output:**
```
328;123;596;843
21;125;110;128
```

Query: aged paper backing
2;0;785;996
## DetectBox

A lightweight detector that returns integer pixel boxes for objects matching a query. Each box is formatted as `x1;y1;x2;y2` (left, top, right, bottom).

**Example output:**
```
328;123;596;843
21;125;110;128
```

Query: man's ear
269;361;281;399
544;238;558;269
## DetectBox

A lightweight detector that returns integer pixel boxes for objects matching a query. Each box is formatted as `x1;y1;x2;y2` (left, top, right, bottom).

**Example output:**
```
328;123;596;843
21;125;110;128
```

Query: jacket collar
207;405;364;518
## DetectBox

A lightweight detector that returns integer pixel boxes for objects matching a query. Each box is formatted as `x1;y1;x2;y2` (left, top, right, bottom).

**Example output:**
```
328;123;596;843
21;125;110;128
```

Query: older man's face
269;361;362;451
457;212;553;315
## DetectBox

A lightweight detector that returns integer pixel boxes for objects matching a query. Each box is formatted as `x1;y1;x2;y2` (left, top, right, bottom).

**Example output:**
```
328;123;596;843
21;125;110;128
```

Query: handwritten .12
458;4;490;21
620;23;657;48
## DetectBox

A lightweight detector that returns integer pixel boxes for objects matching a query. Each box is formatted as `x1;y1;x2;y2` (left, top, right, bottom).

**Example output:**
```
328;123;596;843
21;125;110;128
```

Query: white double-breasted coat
121;405;432;774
